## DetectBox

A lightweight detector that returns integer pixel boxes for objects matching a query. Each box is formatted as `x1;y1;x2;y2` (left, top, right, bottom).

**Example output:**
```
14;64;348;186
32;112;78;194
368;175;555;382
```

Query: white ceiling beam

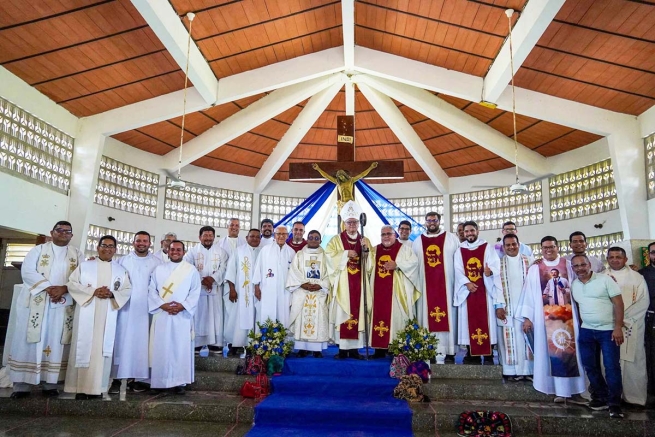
83;47;346;135
215;47;345;105
353;47;630;135
483;0;565;104
162;73;345;169
357;82;449;193
345;80;355;115
355;74;551;177
131;0;218;104
353;46;482;102
342;0;355;70
254;81;344;193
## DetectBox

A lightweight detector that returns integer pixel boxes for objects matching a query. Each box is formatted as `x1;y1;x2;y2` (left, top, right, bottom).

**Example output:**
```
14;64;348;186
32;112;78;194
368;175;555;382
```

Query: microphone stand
360;213;370;361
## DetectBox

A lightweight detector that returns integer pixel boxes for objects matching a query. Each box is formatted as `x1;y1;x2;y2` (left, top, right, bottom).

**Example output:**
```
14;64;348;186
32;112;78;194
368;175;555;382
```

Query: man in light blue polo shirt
571;254;625;419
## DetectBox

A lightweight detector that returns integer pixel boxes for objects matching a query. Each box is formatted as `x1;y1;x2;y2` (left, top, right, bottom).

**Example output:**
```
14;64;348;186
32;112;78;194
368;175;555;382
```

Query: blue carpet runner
246;346;413;436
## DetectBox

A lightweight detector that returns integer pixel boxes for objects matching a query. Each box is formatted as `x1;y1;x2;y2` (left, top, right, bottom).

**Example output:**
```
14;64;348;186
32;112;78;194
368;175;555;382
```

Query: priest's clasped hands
300;283;323;292
93;286;114;299
159;302;185;315
46;285;68;303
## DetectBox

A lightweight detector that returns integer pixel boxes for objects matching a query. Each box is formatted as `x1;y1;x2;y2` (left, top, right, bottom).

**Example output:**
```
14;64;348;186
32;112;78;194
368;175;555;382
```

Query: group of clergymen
6;200;655;419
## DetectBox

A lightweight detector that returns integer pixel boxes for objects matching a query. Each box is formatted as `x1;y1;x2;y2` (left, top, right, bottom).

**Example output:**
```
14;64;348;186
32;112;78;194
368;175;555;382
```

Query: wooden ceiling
0;0;649;184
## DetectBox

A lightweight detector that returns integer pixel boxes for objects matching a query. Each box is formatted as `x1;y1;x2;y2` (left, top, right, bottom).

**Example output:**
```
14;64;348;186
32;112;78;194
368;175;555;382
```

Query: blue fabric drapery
355;180;425;242
273;182;335;229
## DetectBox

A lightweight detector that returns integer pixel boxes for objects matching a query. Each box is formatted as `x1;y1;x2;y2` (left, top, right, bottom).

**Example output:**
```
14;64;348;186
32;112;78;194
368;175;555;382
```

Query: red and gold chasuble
461;243;492;356
287;239;307;253
340;232;362;340
371;240;403;348
422;233;449;332
538;258;579;377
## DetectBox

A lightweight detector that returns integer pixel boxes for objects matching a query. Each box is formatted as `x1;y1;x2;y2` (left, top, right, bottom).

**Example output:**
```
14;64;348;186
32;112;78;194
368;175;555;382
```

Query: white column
607;125;649;240
68;125;106;250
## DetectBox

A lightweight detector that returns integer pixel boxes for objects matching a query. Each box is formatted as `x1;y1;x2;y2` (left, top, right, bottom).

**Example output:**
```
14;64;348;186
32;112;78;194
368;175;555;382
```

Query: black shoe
128;381;150;393
173;386;186;395
208;345;222;353
588;399;609;410
462;355;480;365
297;350;308;358
10;392;30;400
609;406;624;419
482;356;495;365
75;393;89;400
313;352;323;358
194;346;203;354
228;346;238;357
349;351;365;360
444;355;456;364
372;349;387;359
108;379;121;394
334;350;348;359
42;389;59;397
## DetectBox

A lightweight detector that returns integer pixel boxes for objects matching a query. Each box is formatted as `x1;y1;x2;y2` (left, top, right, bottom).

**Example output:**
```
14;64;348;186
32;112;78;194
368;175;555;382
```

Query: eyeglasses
345;221;359;225
572;263;588;268
275;233;289;236
99;244;116;249
381;232;394;237
398;227;411;231
425;219;439;223
53;228;72;234
307;236;321;241
541;245;557;250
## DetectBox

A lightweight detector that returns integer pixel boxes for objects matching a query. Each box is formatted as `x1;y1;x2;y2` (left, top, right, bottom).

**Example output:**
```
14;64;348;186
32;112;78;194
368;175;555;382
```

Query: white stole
75;260;126;368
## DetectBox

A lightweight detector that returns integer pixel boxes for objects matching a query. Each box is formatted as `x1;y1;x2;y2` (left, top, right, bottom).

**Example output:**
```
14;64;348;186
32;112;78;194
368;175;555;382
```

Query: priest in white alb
253;225;295;327
325;201;372;360
225;229;262;357
148;240;201;394
497;234;533;380
605;246;649;406
287;230;331;358
217;218;247;356
370;225;420;358
109;231;161;394
64;236;131;399
9;221;81;398
518;236;586;403
183;225;228;352
454;221;504;365
412;211;459;363
153;232;176;263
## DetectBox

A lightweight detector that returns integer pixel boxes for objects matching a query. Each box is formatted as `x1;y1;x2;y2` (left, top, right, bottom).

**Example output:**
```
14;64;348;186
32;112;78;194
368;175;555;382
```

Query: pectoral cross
374;320;389;337
471;328;489;346
43;346;52;357
430;306;446;323
162;283;174;300
345;315;358;330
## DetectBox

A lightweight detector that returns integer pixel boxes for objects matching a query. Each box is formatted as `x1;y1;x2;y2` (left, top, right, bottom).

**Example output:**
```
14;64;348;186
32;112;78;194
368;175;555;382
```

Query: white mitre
340;200;362;221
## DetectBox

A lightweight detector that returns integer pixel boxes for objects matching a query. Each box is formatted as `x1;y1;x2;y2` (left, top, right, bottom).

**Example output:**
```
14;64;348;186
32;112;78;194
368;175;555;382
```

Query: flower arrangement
247;318;294;360
388;318;438;362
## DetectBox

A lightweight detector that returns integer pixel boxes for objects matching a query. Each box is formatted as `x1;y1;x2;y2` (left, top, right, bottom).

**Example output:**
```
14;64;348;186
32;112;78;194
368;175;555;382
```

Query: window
645;133;654;200
95;156;159;217
4;243;35;267
259;195;306;224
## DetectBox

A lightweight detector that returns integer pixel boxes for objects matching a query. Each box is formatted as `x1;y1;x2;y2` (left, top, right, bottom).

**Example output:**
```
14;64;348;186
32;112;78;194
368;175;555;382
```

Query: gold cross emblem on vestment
162;283;174;299
374;320;389;337
430;306;446;323
471;328;488;346
345;314;358;330
43;346;52;357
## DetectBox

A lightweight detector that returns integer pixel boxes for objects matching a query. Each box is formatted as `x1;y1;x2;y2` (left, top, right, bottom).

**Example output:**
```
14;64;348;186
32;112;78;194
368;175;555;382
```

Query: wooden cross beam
288;115;404;181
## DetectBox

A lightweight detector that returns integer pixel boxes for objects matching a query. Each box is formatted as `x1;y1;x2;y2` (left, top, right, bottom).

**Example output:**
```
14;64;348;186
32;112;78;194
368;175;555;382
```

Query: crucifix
288;115;404;212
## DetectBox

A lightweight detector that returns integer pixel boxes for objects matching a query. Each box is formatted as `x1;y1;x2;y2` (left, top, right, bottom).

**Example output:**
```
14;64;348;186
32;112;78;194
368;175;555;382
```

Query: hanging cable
177;12;195;180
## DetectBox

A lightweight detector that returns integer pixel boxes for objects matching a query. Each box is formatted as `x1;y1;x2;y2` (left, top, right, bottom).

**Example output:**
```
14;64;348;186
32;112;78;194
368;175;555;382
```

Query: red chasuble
371;240;403;348
460;243;492;356
287;239;307;253
339;232;362;340
421;233;449;332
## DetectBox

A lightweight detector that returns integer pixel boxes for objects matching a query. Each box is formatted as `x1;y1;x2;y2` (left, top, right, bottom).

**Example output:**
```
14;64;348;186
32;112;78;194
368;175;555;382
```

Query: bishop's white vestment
287;246;331;351
183;244;228;347
9;242;81;387
253;243;295;327
224;243;261;347
412;231;459;356
111;251;161;380
65;259;131;395
605;267;649;405
148;261;201;389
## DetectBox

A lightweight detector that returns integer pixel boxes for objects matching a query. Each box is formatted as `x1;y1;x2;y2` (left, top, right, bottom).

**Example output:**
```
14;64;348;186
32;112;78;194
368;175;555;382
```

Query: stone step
189;371;549;402
195;354;504;379
0;389;256;425
411;399;655;437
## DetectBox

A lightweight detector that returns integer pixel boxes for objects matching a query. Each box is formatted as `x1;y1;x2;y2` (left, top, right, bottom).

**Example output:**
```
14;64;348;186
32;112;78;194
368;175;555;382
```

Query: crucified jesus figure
312;162;378;211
